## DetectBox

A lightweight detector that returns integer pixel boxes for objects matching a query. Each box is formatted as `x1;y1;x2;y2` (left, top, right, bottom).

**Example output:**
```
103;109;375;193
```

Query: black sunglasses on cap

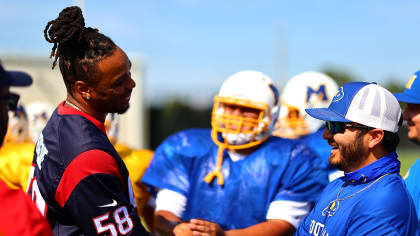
326;121;372;134
0;92;20;111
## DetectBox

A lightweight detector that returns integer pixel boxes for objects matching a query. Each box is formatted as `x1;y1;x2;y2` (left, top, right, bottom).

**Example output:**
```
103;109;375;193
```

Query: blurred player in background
296;82;418;235
0;62;52;235
0;101;54;191
105;113;155;231
27;6;148;235
0;104;35;190
26;101;55;143
273;72;343;181
143;70;329;236
394;70;420;224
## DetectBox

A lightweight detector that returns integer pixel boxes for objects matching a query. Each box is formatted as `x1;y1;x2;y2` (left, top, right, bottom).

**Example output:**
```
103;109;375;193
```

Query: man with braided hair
26;6;148;235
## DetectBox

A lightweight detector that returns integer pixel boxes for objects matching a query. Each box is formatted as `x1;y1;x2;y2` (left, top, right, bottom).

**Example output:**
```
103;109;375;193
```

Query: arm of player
153;188;188;235
187;219;295;236
155;210;186;235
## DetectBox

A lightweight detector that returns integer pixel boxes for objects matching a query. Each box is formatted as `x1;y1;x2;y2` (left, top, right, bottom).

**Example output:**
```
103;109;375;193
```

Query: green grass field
398;148;419;177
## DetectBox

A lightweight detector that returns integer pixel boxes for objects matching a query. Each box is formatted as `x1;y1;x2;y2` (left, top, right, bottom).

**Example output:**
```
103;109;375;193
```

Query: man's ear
367;129;384;149
74;81;92;101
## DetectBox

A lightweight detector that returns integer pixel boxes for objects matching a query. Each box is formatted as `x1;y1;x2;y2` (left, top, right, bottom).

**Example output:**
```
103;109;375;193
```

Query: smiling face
402;103;420;145
90;46;136;115
323;125;368;172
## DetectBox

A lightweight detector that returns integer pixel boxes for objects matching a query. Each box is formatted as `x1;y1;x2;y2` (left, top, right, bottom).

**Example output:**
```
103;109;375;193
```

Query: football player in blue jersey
295;82;419;235
273;72;343;181
394;70;420;225
142;70;329;236
26;6;148;235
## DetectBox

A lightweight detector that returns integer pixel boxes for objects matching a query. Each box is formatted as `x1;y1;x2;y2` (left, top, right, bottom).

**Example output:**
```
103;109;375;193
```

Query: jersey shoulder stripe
55;149;123;207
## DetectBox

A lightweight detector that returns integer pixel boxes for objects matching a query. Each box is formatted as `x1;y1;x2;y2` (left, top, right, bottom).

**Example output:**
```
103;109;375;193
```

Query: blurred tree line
148;66;413;150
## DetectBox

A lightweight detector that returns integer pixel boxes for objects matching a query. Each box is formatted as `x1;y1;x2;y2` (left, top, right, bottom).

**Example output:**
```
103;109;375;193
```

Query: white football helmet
5;104;30;143
211;70;280;150
26;101;55;142
273;71;339;138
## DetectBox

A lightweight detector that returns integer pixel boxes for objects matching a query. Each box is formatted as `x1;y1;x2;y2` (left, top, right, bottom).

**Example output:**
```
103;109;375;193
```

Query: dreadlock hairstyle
44;6;116;92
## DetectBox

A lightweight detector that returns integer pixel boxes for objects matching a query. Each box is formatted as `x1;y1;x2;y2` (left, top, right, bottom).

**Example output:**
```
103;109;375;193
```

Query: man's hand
173;222;194;236
187;219;225;236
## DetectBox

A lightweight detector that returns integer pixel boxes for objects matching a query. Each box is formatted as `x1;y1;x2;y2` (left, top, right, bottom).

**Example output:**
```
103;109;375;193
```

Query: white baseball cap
305;82;401;133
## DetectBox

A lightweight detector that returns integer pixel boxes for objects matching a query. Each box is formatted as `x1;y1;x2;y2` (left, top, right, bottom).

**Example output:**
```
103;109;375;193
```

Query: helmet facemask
211;96;271;150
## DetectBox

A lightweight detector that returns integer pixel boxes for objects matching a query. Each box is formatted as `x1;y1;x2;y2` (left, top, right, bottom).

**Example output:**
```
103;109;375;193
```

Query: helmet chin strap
203;132;264;186
203;144;227;185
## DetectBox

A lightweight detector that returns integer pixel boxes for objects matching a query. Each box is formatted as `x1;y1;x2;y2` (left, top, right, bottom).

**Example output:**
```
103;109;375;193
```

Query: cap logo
406;75;417;89
332;87;344;103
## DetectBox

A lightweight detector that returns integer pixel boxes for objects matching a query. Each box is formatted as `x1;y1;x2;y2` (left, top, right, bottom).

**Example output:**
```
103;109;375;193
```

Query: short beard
329;131;366;172
113;103;130;115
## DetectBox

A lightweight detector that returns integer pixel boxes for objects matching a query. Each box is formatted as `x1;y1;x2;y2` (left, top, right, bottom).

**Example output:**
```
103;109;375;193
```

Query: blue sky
1;1;420;106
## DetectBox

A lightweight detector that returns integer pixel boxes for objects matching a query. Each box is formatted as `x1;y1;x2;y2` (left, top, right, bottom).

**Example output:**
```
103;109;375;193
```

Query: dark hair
44;6;116;92
381;131;400;153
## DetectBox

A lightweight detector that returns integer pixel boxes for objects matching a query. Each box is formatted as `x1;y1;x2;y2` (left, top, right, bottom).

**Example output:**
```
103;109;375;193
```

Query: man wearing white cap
295;82;419;235
394;70;420;224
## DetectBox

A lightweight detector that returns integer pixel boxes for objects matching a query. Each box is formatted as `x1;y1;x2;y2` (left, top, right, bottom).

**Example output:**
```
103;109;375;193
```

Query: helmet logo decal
306;85;328;103
406;74;417;89
332;87;344;102
269;84;279;105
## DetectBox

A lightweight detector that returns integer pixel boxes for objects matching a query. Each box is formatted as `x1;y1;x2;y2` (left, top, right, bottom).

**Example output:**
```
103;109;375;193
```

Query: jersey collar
57;101;106;134
344;151;400;184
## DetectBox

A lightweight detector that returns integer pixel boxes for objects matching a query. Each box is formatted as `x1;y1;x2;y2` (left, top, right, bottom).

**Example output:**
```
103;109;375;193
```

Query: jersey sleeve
56;149;148;235
142;132;195;197
273;142;329;203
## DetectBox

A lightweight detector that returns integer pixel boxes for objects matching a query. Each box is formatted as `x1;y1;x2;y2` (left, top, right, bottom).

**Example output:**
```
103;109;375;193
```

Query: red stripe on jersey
57;101;106;134
55;150;125;208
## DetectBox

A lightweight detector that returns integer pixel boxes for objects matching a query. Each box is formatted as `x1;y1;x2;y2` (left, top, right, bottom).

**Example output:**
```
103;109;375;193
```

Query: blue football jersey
142;128;329;230
405;157;420;225
300;126;331;169
300;126;344;181
295;152;419;236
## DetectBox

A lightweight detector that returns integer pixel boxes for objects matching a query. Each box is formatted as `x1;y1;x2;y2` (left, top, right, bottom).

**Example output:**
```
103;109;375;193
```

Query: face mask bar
205;95;271;185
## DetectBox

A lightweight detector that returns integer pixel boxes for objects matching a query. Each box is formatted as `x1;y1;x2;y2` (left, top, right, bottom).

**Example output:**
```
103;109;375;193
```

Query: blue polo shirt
295;152;419;236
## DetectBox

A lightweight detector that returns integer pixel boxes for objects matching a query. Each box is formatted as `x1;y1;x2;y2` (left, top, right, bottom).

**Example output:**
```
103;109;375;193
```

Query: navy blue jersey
27;102;148;235
143;128;329;230
295;152;419;236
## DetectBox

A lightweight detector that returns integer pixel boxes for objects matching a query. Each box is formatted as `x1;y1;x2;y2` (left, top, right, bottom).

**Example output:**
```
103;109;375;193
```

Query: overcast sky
1;0;420;106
